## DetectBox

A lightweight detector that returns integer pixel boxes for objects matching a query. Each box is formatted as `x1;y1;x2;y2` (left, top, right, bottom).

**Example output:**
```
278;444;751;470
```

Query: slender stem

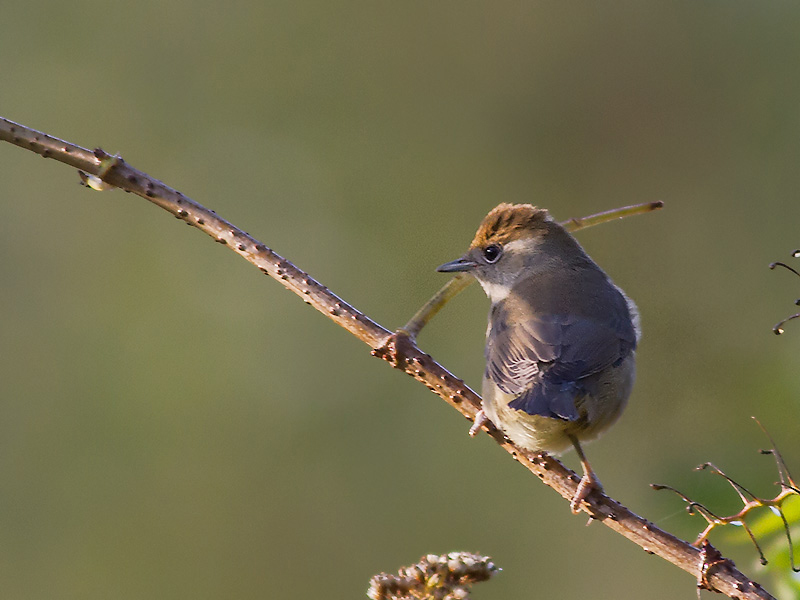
402;273;473;339
403;201;664;338
561;201;664;233
0;117;392;349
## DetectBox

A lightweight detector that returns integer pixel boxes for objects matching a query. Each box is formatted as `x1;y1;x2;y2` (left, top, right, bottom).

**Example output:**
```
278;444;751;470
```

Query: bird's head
437;203;584;303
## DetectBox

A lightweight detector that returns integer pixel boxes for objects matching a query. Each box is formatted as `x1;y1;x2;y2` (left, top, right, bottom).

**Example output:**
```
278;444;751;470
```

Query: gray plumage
437;203;639;457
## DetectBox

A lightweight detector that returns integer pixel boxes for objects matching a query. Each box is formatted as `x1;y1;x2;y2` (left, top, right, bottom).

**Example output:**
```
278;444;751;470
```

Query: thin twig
653;422;800;573
770;255;800;334
402;201;663;339
0;116;776;600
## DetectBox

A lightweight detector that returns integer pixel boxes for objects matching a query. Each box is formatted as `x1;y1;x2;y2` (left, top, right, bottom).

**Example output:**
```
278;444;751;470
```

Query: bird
437;203;640;512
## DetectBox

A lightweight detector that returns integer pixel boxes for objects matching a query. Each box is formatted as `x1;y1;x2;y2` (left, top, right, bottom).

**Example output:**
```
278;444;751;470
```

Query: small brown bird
437;204;640;512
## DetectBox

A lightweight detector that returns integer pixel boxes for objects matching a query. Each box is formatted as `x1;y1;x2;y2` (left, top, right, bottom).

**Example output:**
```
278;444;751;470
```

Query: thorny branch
653;419;800;572
0;116;778;599
770;251;800;335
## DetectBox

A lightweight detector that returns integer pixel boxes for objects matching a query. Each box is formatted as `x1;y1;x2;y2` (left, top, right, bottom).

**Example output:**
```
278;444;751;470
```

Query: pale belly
481;354;636;455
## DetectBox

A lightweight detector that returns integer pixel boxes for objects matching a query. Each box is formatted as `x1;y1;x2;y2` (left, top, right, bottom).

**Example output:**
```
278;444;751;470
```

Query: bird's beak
436;257;478;273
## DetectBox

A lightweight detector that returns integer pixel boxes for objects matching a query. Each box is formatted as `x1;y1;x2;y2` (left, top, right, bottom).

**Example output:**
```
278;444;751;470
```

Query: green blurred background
2;2;800;598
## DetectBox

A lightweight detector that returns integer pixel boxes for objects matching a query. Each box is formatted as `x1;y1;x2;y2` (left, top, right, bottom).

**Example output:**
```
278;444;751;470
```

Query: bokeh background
2;2;800;598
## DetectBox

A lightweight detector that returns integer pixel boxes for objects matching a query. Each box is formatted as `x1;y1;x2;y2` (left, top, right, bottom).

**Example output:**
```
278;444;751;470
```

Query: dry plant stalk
653;419;800;571
400;201;663;339
367;552;499;600
770;252;800;335
0;116;777;600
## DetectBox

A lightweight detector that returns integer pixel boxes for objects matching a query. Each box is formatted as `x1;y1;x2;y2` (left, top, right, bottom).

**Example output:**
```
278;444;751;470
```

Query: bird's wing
485;306;635;421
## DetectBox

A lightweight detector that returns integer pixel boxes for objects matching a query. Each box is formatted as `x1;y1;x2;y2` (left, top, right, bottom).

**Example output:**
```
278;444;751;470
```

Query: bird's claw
469;410;488;437
570;471;603;514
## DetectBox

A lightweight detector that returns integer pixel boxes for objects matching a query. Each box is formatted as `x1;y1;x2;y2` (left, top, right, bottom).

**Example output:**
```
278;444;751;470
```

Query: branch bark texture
0;116;777;600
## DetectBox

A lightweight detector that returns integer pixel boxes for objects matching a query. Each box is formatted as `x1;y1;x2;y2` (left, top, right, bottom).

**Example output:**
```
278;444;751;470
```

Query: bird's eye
482;244;502;263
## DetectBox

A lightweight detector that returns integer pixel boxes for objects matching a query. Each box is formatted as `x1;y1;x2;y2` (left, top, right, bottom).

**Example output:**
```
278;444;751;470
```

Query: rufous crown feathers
470;203;552;249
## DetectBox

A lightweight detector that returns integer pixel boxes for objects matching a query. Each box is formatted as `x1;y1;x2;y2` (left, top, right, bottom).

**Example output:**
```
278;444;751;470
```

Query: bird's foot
469;410;488;437
570;470;603;514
